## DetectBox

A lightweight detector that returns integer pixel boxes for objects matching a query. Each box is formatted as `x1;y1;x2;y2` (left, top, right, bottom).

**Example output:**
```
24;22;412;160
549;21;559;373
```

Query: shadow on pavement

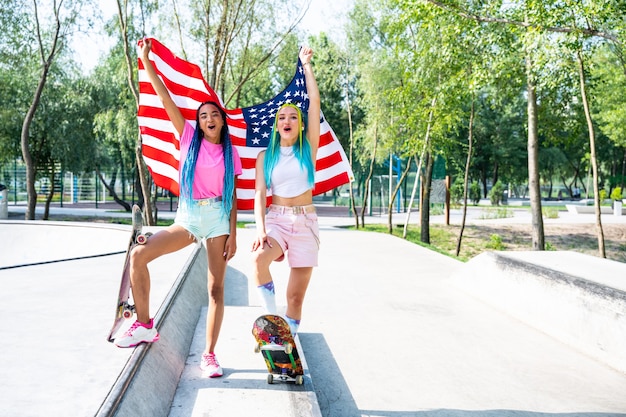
299;334;626;417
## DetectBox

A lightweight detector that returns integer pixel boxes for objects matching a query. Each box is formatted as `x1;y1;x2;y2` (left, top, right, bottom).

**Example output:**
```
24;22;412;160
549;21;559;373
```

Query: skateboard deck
252;314;304;385
106;205;150;342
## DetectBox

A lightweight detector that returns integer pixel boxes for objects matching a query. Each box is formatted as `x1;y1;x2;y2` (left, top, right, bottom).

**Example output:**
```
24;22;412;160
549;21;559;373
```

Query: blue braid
180;101;236;219
264;118;280;189
221;131;235;219
180;127;202;204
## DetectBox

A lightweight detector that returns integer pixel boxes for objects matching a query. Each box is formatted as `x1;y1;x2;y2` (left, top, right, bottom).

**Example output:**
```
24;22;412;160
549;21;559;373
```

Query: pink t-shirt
179;121;242;199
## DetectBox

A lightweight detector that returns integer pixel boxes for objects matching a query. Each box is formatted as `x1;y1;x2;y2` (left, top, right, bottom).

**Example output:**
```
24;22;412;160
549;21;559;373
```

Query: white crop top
269;147;312;197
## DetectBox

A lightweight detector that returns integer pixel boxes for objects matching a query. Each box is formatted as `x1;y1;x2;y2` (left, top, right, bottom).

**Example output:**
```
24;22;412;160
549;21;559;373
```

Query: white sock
257;281;277;314
285;316;300;336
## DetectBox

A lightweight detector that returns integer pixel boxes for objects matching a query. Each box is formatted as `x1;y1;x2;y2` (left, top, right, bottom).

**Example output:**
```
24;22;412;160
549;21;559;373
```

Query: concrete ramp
453;250;626;374
96;246;207;417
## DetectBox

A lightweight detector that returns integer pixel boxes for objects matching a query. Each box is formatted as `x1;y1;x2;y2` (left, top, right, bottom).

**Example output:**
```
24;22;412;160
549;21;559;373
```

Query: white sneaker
114;319;159;348
200;352;223;378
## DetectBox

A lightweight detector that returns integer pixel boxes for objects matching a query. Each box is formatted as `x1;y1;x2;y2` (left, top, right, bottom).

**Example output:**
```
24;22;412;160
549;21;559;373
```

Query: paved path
170;224;626;416
1;203;625;417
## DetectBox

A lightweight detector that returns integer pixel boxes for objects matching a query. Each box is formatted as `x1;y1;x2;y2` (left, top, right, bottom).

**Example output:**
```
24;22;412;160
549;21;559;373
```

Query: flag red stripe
313;172;351;195
240;157;257;170
142;145;179;168
138;94;198;121
236;177;256;191
319;131;334;146
139;126;179;150
148;169;180;196
138;49;208;83
316;150;344;171
140;76;214;106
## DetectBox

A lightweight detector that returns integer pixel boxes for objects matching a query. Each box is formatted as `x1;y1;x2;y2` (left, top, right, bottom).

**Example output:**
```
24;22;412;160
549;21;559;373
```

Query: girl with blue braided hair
251;46;320;337
114;39;242;380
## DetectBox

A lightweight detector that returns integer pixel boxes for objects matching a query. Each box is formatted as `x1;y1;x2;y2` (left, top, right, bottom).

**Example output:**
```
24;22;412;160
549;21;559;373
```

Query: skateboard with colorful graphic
252;314;304;385
106;205;151;342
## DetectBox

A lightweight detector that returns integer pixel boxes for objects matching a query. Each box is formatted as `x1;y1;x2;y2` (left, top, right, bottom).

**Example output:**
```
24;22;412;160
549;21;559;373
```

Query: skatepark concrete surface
1;203;626;417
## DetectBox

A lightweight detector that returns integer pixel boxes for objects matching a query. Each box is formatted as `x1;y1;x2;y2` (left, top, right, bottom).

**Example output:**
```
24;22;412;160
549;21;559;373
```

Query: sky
74;0;354;74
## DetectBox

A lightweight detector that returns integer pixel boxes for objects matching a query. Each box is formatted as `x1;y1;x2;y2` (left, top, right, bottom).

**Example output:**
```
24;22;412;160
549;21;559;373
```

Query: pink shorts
265;204;320;267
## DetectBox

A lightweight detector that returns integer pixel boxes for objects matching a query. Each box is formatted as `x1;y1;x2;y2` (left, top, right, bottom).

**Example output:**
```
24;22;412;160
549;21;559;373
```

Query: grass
349;223;474;261
478;207;514;219
349;219;626;264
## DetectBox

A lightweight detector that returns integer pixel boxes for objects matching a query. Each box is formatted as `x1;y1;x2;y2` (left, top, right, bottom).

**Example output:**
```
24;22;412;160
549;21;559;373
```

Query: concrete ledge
96;245;208;417
169;306;322;417
566;204;625;215
453;251;626;374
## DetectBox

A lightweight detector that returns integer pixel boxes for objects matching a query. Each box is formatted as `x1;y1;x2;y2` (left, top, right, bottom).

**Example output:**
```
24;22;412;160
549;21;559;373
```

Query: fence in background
0;162;176;209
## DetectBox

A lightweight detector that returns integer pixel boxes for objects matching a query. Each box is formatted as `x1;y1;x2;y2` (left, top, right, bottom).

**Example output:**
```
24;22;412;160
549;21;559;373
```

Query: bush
469;181;481;205
610;187;622;201
488;181;505;206
542;207;559;219
450;177;464;204
485;234;505;250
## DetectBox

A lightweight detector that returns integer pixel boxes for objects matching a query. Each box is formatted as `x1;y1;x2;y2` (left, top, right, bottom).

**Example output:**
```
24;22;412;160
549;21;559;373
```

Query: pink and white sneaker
200;352;223;378
114;319;159;348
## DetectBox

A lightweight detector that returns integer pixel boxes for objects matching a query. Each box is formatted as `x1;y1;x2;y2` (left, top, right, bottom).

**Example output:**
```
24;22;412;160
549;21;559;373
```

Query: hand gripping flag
137;38;353;210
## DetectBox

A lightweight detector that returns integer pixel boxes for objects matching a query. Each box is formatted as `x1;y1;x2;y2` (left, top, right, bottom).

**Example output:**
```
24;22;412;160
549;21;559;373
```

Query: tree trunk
525;51;545;250
116;1;155;225
345;84;358;228
21;115;38;220
135;137;154;223
387;158;412;234
360;122;378;227
21;0;61;220
403;154;423;240
420;152;434;244
456;97;475;257
43;167;55;220
96;168;131;211
403;97;436;239
576;50;606;257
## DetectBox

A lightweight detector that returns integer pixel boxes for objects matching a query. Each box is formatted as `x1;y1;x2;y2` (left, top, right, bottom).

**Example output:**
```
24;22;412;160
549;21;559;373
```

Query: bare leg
285;267;313;321
250;237;283;286
204;235;228;353
130;225;196;323
251;238;283;312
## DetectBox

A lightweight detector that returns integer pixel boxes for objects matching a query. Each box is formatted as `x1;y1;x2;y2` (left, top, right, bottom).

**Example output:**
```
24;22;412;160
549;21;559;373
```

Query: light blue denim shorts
174;197;230;241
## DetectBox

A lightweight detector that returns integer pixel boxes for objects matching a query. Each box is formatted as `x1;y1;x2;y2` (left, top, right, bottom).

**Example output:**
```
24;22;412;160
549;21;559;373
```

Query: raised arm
300;47;320;160
140;39;186;136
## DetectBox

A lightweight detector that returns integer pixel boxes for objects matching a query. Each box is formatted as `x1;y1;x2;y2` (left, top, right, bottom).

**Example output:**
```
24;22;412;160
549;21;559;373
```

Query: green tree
1;0;93;219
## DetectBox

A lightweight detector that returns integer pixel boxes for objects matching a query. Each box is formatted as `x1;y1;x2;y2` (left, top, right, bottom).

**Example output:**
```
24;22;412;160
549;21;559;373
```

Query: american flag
137;38;353;210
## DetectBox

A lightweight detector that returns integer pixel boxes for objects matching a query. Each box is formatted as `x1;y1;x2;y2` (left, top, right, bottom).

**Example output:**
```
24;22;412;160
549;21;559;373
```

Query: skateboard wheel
254;343;261;353
123;309;133;319
284;342;293;355
295;375;304;385
136;234;147;245
267;374;274;384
